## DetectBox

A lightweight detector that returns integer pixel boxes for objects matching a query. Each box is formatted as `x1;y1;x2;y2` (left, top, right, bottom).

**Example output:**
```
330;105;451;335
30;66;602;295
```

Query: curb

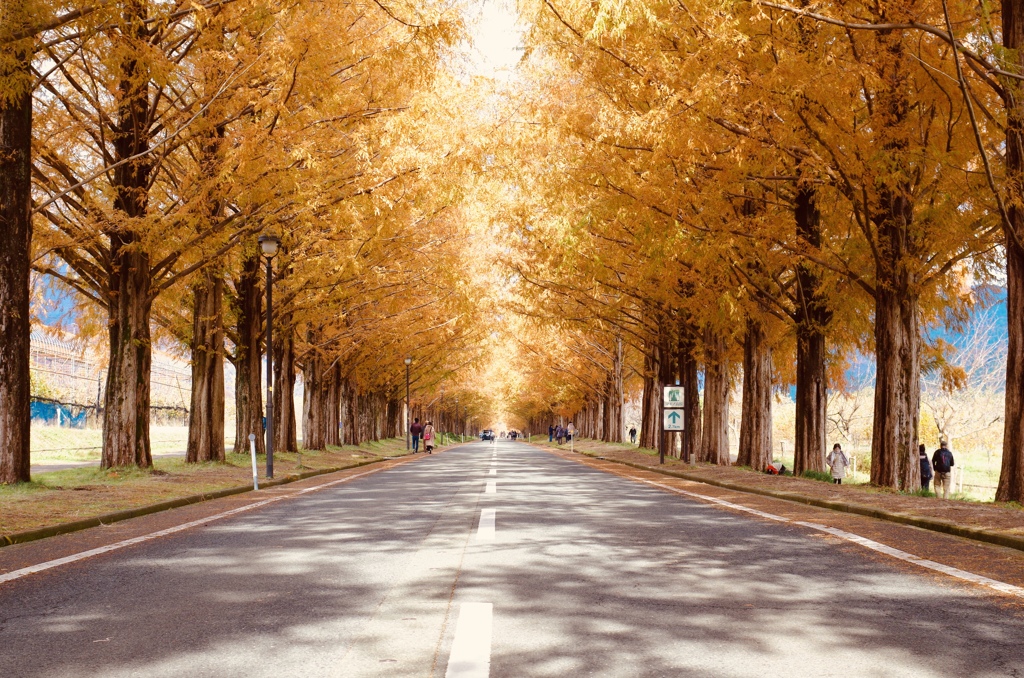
558;447;1024;554
0;454;408;549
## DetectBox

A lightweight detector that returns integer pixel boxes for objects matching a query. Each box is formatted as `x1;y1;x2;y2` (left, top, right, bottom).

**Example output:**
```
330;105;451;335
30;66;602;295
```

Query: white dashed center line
488;468;496;476
485;480;496;494
445;602;493;677
477;509;495;541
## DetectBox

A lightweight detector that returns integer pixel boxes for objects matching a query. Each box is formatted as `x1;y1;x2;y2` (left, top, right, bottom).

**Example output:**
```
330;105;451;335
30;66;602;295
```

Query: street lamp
258;233;280;479
455;397;460;444
404;357;412;450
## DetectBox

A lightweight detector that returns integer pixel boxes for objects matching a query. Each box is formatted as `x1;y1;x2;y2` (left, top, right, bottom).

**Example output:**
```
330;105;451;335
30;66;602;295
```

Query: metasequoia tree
508;0;1000;491
0;0;39;483
30;1;292;468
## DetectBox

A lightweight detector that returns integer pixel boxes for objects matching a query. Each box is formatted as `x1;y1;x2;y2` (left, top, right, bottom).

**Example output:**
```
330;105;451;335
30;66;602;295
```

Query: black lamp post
258;233;280;479
404;357;412;450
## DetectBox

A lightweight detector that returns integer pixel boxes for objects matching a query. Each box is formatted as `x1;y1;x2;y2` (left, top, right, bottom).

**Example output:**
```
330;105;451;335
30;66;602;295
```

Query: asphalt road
2;440;1023;677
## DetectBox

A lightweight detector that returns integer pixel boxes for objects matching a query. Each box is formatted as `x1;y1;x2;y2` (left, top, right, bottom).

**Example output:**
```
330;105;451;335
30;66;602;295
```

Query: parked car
480;429;495;441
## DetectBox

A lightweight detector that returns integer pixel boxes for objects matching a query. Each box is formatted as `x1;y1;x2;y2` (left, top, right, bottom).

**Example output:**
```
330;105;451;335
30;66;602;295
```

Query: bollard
248;433;259;491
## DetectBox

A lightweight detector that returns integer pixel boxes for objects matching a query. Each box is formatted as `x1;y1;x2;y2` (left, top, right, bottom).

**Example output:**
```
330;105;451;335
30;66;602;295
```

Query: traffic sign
663;409;684;431
663;386;685;409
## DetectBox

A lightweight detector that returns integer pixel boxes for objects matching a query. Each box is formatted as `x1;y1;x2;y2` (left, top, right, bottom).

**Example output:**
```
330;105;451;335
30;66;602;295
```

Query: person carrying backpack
918;443;933;493
932;439;955;499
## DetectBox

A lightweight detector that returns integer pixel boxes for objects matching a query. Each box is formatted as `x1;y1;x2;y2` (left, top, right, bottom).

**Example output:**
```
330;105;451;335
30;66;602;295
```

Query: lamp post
404;357;412;450
455;397;460;444
258;233;280;479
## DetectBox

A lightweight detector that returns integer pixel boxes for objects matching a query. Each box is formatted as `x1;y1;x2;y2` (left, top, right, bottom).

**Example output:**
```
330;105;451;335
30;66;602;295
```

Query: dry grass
1;438;411;536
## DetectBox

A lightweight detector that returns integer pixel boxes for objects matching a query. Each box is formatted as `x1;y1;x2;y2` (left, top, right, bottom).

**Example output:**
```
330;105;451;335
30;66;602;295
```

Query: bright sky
467;0;525;78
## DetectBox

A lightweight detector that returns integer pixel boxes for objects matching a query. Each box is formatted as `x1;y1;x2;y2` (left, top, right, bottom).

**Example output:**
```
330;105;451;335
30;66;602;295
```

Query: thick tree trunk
639;345;661;450
677;332;702;463
186;271;225;463
869;285;921;489
273;320;297;452
700;328;730;465
608;336;624;442
344;379;360;445
793;184;829;476
386;398;400;438
868;22;921;491
737;318;772;470
102;2;155;469
301;348;326;452
0;41;32;484
326;362;341;446
102;244;154;468
998;0;1024;502
230;252;263;455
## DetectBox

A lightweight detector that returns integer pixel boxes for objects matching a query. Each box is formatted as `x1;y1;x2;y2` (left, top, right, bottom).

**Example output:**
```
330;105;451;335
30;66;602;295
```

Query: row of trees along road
492;0;1024;502
0;0;494;482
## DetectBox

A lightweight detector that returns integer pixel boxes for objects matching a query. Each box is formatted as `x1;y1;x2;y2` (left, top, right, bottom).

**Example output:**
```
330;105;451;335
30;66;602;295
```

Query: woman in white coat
826;443;849;485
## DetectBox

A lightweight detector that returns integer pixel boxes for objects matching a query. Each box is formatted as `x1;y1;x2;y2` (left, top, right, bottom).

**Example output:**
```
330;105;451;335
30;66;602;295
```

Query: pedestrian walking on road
919;443;933;493
932;439;955;499
410;417;423;453
629;426;637;445
423;421;436;454
826;443;849;485
549;424;554;442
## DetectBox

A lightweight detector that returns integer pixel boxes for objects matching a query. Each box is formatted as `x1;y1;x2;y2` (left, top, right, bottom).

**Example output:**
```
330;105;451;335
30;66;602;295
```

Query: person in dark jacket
410;418;423;453
932;439;955;499
549;424;555;442
918;443;933;492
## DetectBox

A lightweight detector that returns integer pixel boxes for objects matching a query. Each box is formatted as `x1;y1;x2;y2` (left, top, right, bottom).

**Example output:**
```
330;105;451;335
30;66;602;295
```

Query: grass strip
0;457;396;548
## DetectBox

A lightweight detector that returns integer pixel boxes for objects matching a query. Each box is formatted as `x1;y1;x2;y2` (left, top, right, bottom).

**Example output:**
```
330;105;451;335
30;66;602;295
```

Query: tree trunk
677;331;702;463
102;243;154;468
700;328;730;465
793;183;829;476
273;319;297;452
609;336;624;442
639;344;661;449
325;362;341;446
102;2;155;469
301;348;326;451
186;271;225;463
345;379;360;445
230;251;263;455
998;0;1024;502
737;317;772;470
868;22;921;491
869;284;921;489
0;37;32;484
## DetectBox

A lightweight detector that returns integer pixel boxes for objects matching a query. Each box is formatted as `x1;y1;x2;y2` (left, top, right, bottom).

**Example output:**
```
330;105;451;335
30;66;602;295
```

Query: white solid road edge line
445;602;493;678
636;477;1024;599
477;509;496;541
0;468;384;586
